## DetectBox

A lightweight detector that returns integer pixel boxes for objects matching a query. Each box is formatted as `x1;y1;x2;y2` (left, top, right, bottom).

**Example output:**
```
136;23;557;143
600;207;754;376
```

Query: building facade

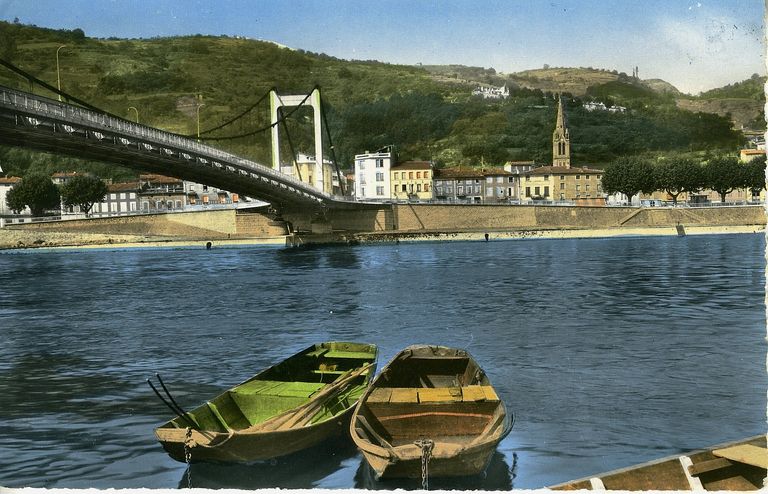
433;167;515;203
0;176;26;215
354;148;393;200
390;161;433;201
91;182;140;217
521;166;604;204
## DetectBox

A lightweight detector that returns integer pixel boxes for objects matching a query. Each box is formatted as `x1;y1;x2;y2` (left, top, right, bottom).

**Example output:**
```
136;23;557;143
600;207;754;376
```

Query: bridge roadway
0;85;370;213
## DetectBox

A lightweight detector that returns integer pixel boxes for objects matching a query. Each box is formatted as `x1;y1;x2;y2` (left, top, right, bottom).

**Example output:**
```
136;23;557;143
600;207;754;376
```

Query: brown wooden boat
349;345;513;480
550;435;767;491
153;341;377;463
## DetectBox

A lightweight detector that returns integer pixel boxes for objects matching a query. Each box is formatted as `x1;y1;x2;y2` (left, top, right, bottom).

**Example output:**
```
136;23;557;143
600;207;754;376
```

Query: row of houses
0;172;249;218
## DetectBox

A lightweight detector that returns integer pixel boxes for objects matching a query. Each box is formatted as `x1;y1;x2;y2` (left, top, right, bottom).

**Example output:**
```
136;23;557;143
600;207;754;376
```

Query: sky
0;0;764;95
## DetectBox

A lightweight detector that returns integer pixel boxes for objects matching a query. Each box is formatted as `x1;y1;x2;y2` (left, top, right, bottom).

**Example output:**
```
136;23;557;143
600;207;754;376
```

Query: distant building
280;153;344;195
91;182;140;217
391;161;433;201
433;167;515;204
739;149;765;163
522;166;604;204
0;176;27;215
139;174;186;212
584;101;627;113
472;84;510;99
354;147;394;200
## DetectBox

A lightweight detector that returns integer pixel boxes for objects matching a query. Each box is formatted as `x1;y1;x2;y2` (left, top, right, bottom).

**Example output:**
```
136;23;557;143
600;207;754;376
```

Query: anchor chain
414;438;434;490
183;427;194;488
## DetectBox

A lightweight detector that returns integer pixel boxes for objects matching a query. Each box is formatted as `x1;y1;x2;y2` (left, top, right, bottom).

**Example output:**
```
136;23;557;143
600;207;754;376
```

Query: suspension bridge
0;59;369;216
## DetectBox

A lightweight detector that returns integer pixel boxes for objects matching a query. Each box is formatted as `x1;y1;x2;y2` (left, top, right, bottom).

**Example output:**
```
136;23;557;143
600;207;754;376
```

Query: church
521;96;605;205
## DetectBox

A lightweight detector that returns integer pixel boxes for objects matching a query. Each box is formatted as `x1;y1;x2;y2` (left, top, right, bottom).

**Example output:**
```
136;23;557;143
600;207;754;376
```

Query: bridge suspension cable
195;87;316;142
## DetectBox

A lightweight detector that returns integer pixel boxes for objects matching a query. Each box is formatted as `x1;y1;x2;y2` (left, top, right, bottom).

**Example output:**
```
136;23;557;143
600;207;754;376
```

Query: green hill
0;21;750;180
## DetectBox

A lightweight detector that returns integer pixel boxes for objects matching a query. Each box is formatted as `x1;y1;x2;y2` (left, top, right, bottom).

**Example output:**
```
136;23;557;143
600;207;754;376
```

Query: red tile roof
0;176;22;185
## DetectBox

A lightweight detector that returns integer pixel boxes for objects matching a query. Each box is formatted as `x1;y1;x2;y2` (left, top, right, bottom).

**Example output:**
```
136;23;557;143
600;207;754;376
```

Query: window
525;187;531;197
424;184;429;192
560;193;565;200
560;183;565;190
525;176;530;181
576;175;581;179
560;175;565;180
359;175;366;185
576;184;581;191
393;172;398;180
544;175;549;180
486;177;493;184
474;185;481;194
486;187;494;197
586;175;590;179
457;186;464;195
417;184;422;192
544;186;549;197
376;186;384;195
358;160;365;170
376;172;384;181
586;184;590;191
416;172;421;179
401;185;407;192
409;172;414;179
535;186;540;196
424;171;429;179
361;187;365;196
376;159;384;168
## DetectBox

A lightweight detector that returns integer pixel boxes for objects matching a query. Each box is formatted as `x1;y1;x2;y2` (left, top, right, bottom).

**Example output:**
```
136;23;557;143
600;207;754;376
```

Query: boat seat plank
389;388;420;403
419;388;461;402
311;369;347;375
713;444;768;469
233;380;325;398
324;350;374;359
367;387;392;403
306;348;328;357
688;457;734;476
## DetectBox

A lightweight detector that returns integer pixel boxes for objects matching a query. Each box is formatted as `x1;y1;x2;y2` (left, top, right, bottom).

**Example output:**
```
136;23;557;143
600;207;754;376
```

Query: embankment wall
392;204;765;232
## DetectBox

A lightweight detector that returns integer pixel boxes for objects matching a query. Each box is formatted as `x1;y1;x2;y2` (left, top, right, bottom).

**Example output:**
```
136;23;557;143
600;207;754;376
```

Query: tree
6;174;60;216
702;155;745;203
600;156;656;204
653;156;702;204
60;174;108;216
743;154;766;200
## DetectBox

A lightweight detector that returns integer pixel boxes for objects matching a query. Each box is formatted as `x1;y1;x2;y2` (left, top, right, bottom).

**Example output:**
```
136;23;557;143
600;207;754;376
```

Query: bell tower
552;95;571;168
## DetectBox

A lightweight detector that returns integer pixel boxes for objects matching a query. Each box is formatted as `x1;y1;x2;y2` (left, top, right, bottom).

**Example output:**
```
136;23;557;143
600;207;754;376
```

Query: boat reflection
177;436;358;489
354;451;516;490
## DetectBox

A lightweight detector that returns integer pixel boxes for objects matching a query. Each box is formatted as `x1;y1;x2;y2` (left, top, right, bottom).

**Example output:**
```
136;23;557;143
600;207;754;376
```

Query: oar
250;362;373;432
147;374;201;429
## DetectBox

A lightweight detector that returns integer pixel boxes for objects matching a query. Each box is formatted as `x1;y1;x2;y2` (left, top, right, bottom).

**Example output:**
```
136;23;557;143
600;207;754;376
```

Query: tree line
6;174;107;216
600;154;766;204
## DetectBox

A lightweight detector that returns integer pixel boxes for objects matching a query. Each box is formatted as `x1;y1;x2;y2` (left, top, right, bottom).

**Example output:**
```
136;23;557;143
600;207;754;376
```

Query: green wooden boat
153;341;378;463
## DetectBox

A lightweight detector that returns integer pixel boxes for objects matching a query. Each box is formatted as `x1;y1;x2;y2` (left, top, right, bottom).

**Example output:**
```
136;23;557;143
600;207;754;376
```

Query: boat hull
350;345;512;480
156;406;354;463
152;341;378;463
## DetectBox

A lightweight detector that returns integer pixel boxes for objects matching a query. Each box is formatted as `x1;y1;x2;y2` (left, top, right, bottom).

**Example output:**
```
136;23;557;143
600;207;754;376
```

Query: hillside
0;21;752;180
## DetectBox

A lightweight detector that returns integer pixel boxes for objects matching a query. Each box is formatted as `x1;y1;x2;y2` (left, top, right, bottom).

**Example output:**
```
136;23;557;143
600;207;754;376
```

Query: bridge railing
0;86;339;203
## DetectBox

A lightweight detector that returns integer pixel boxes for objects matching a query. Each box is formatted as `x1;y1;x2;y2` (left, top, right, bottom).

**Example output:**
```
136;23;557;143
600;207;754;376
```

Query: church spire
552;95;571;168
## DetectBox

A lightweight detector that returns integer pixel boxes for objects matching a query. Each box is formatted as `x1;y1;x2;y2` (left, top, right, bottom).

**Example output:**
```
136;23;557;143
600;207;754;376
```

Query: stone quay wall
391;204;766;233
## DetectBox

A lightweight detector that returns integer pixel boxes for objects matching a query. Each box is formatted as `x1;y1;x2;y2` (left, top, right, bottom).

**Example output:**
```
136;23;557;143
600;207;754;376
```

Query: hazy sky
1;0;764;94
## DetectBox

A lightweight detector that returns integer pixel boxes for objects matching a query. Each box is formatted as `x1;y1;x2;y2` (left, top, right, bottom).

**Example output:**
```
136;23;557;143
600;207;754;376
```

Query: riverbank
1;223;764;251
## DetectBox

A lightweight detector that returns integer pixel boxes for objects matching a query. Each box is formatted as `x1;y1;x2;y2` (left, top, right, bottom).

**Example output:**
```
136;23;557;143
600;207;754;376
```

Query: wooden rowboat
153;341;377;463
350;345;513;480
550;435;767;491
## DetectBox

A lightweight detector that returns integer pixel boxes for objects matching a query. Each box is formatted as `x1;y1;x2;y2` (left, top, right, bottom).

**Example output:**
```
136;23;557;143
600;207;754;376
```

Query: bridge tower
270;88;325;193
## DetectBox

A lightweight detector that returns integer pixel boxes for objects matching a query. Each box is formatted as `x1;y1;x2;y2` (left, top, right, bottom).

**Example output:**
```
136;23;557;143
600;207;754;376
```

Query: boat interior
355;352;504;448
164;342;377;433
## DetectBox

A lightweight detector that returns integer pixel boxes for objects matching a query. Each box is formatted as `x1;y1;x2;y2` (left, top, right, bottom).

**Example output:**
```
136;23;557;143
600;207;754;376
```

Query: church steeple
552;95;571;168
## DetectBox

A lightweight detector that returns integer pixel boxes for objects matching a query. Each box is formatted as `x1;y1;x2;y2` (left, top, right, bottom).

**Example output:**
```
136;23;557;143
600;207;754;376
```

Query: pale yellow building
522;166;604;204
391;161;433;201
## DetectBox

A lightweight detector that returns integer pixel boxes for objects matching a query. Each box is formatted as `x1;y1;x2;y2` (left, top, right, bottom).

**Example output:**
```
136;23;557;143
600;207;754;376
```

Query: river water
0;233;765;490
